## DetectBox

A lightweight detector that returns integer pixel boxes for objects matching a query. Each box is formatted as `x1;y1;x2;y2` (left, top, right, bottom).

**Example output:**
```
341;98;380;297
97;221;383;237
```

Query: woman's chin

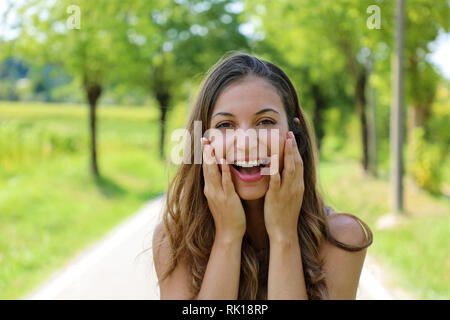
235;185;268;201
231;173;270;201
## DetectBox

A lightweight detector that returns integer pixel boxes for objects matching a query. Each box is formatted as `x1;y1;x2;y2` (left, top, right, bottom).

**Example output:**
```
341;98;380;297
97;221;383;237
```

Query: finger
202;143;222;188
202;138;214;164
201;137;211;171
269;169;281;192
201;137;210;150
289;132;302;163
201;138;210;188
221;158;236;194
268;154;280;191
289;132;304;178
282;135;295;184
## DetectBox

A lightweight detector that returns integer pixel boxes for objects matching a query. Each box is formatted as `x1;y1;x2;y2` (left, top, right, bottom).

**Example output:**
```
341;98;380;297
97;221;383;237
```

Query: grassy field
1;101;449;299
0;101;184;299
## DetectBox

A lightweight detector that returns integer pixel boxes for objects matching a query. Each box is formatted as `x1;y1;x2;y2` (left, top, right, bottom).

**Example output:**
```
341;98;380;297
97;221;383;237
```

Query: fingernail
201;138;206;150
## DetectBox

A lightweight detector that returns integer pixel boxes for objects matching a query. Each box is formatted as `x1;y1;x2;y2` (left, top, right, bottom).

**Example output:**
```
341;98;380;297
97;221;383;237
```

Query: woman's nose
231;128;259;160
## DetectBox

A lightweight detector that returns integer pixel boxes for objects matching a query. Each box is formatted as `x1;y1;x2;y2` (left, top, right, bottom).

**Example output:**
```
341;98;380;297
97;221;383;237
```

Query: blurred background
0;0;448;300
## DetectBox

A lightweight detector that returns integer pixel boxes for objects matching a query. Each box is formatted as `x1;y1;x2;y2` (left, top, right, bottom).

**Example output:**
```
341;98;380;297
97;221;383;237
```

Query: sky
429;32;450;79
0;1;449;79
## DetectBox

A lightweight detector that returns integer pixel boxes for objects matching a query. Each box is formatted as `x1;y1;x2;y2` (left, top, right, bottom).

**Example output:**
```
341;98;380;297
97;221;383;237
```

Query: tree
390;0;405;213
123;0;249;158
12;0;133;177
246;0;392;171
404;0;449;134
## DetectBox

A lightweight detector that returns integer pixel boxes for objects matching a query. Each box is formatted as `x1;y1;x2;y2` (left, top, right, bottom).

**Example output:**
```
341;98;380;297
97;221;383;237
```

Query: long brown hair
158;52;372;299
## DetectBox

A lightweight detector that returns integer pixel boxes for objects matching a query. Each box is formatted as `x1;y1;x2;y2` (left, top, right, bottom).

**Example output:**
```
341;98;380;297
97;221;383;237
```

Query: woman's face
208;76;290;201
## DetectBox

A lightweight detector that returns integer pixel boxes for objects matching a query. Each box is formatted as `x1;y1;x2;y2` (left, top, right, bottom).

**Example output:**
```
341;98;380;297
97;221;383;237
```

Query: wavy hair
157;52;372;299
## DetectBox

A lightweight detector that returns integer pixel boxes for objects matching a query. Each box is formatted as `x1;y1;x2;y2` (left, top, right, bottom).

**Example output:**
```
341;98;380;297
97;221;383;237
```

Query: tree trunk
408;55;433;139
86;83;102;177
355;68;369;173
390;0;405;214
368;84;378;177
156;91;170;159
311;84;326;155
411;104;431;129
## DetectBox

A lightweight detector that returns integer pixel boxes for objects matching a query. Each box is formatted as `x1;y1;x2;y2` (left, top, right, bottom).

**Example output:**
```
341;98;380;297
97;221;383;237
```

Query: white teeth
234;159;268;167
234;160;258;167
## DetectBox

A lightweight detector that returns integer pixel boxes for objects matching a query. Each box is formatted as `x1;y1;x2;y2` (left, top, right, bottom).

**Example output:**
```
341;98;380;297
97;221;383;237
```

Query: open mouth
230;159;270;183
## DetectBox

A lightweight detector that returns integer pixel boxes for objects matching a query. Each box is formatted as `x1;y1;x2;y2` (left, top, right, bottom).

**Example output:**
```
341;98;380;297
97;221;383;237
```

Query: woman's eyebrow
211;108;280;119
212;111;234;118
255;108;280;116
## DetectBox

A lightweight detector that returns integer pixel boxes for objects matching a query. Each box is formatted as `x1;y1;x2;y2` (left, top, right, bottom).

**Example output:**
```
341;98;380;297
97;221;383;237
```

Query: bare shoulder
152;222;170;276
152;221;182;277
319;213;371;299
153;221;168;251
152;221;193;299
326;213;370;248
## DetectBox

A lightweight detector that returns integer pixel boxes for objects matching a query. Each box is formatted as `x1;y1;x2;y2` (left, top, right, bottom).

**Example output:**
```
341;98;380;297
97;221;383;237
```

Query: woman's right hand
201;137;246;241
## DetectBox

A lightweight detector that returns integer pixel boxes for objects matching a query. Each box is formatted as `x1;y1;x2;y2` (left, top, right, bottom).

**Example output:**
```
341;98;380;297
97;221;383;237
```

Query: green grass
0;101;183;299
319;158;450;299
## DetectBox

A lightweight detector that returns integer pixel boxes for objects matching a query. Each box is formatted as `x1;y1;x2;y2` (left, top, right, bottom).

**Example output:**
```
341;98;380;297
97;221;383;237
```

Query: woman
152;52;373;300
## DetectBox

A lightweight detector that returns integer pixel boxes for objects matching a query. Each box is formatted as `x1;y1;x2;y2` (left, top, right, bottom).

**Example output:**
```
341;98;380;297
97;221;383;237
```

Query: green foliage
426;83;450;156
0;120;83;167
408;127;445;194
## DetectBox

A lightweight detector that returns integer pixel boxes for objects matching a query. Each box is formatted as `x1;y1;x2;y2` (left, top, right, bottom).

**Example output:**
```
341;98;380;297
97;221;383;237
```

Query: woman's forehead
212;77;286;119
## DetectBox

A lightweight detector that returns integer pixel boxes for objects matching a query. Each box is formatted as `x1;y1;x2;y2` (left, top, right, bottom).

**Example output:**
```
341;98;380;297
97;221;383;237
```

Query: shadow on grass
94;175;165;201
94;175;128;198
137;190;165;201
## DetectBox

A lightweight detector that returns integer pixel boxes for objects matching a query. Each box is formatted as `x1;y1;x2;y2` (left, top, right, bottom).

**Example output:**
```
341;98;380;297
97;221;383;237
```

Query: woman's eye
215;122;232;129
258;119;275;126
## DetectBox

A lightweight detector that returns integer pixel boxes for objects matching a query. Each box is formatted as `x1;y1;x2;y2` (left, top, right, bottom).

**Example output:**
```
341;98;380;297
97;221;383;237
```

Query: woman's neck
242;198;268;251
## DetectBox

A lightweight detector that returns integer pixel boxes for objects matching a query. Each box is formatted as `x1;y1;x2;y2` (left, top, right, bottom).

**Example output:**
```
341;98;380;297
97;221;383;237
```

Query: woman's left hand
264;131;305;240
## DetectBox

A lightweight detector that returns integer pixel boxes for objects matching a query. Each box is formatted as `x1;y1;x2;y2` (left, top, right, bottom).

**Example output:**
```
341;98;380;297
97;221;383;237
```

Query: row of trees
1;0;448;196
3;0;250;176
244;0;448;175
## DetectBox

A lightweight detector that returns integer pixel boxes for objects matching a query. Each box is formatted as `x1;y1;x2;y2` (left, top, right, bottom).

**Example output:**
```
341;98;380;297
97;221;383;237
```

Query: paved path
26;195;393;300
26;196;163;300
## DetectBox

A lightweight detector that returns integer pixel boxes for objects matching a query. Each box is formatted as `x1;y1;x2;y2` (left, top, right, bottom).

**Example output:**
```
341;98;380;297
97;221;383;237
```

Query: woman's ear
293;117;300;127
